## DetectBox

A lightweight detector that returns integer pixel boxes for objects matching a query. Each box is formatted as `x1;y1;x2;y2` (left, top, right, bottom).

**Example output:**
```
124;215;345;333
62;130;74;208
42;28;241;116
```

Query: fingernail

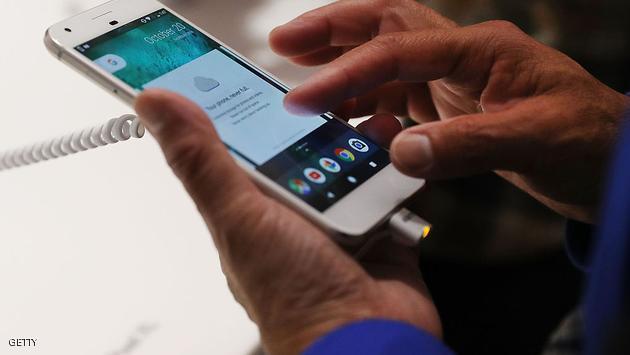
276;18;315;33
393;134;434;174
135;98;165;133
275;19;303;31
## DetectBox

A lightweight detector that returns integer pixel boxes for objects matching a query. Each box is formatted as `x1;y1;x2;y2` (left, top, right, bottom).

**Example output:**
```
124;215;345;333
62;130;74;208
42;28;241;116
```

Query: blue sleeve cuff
304;319;454;355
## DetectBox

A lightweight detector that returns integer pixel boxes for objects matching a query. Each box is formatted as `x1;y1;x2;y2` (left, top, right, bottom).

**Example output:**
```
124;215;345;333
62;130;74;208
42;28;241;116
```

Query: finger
356;113;402;148
135;90;266;226
340;82;439;122
289;46;346;67
269;0;451;57
343;83;410;118
406;84;440;123
332;100;357;121
390;104;536;179
284;24;499;116
269;1;385;57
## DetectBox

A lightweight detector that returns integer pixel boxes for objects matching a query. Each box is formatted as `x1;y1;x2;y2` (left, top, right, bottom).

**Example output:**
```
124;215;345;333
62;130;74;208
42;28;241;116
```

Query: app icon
335;148;356;162
347;176;358;184
94;54;127;74
194;76;220;92
304;168;327;184
369;161;378;168
289;179;311;195
326;192;336;199
348;138;370;153
319;157;341;173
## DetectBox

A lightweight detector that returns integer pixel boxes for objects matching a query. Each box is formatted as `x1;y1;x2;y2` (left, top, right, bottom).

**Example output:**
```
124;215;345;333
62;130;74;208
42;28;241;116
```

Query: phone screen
75;9;390;211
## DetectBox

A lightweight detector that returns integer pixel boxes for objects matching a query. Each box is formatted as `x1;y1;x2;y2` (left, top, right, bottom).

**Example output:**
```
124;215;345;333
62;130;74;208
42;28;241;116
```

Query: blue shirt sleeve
304;319;454;355
584;109;630;354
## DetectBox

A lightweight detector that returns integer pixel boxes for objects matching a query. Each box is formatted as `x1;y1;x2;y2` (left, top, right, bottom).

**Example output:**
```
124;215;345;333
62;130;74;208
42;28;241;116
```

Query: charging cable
0;114;144;172
0;115;431;251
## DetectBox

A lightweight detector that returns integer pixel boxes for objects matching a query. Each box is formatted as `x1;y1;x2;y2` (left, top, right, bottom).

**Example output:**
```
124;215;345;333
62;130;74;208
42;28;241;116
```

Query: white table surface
0;1;332;354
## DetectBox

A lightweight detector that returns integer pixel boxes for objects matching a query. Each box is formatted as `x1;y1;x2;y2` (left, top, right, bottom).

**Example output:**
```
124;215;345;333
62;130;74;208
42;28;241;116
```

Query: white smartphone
44;0;424;244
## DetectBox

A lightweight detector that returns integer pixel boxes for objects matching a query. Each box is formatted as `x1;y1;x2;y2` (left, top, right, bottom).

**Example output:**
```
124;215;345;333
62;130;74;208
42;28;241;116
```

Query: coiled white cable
0;114;144;172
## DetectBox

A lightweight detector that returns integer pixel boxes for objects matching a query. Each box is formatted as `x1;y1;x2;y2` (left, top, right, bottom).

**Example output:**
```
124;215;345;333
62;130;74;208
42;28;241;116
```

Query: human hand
135;90;441;355
270;0;630;223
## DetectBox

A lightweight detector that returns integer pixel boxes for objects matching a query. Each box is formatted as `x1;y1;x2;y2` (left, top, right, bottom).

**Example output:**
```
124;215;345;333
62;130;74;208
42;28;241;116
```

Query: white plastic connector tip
389;208;432;246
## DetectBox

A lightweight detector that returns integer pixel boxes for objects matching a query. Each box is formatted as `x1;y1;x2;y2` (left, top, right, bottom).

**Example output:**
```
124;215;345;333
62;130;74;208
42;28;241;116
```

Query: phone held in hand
44;0;424;245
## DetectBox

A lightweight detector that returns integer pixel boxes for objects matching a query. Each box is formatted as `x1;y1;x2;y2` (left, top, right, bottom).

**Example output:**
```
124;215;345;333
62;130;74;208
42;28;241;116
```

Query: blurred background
429;0;630;91
1;0;628;354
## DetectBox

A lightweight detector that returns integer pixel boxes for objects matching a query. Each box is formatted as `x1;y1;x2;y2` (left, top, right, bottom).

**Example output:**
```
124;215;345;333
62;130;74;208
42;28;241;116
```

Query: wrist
257;285;442;354
260;302;378;355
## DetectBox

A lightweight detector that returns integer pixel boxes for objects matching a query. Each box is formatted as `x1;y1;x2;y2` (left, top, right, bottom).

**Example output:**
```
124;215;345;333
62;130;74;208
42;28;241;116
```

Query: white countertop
0;1;332;354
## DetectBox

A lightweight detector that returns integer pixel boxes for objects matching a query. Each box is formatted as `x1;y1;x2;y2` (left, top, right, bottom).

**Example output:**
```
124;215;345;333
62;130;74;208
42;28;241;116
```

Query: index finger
270;1;381;57
284;27;489;116
269;0;451;58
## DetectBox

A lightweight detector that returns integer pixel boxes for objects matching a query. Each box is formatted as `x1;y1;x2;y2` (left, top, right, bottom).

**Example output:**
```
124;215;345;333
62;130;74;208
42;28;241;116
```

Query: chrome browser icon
335;148;356;162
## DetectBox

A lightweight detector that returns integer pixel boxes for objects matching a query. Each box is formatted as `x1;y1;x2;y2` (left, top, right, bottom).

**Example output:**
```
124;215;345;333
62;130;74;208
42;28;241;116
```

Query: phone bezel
44;0;425;241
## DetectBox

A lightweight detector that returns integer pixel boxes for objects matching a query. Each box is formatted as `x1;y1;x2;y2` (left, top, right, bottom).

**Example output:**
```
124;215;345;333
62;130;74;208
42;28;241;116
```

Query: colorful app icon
319;157;342;173
348;138;370;153
335;148;356;162
94;54;127;74
304;168;327;184
289;178;311;195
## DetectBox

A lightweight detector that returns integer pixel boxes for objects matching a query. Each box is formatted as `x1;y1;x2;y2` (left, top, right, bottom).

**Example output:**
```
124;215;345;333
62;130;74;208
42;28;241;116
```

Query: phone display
75;9;390;212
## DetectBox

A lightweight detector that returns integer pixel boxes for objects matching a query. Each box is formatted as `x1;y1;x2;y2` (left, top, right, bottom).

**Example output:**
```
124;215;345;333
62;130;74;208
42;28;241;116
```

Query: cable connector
353;208;432;259
0;114;144;172
389;208;432;246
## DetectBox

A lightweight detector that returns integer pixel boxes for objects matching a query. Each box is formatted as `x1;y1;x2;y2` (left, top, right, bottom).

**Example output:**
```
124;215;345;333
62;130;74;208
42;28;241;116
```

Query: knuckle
483;20;523;36
370;33;398;50
366;32;412;79
373;0;422;29
368;33;401;61
470;20;530;59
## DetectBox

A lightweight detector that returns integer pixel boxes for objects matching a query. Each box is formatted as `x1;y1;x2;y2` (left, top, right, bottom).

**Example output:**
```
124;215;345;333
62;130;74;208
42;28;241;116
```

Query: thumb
135;89;264;227
390;110;531;179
